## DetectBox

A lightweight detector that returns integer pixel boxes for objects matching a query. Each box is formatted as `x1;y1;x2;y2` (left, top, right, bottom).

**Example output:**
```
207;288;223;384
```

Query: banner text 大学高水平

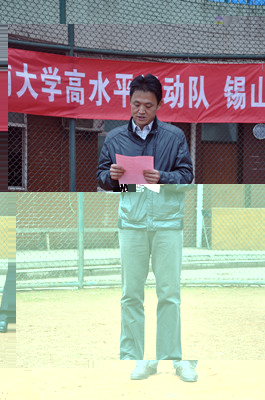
8;48;265;123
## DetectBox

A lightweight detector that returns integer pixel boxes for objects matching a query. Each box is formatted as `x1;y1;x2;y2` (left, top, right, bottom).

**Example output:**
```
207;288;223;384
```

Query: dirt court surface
1;361;265;400
17;287;265;367
0;324;16;367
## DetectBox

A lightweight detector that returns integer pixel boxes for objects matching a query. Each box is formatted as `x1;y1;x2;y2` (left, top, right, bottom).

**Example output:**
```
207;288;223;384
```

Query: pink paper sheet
116;154;154;184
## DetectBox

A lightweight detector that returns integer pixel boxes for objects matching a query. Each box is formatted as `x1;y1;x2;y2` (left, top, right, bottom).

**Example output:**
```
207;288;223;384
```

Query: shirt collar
132;119;154;133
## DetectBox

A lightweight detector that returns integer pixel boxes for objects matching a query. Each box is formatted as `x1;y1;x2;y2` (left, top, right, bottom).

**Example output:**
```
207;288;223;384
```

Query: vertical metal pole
245;184;251;208
68;24;74;56
196;184;204;248
59;0;66;24
190;123;197;183
78;193;84;288
69;119;76;191
68;24;76;192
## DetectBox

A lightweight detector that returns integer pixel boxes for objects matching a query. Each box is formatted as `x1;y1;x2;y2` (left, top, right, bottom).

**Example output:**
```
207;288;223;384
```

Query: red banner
8;48;265;123
0;71;7;131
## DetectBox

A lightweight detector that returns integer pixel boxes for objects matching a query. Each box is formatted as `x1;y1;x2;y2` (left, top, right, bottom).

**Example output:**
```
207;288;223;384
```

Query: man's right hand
110;164;125;181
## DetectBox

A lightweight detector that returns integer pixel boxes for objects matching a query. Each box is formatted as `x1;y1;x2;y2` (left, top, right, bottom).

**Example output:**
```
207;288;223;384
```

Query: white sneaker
174;360;198;382
130;360;158;380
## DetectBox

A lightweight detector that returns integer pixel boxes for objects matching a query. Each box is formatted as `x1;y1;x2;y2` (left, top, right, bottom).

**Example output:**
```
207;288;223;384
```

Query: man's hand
143;169;160;184
110;164;125;181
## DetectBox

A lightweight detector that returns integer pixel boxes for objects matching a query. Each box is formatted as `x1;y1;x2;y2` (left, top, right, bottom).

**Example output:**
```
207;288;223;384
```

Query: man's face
130;90;162;130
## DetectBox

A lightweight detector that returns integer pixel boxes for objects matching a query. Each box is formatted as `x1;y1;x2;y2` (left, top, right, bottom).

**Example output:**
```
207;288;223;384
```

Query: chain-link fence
16;185;265;290
8;22;265;191
0;194;16;293
2;0;265;24
8;112;99;192
8;19;265;57
8;110;265;190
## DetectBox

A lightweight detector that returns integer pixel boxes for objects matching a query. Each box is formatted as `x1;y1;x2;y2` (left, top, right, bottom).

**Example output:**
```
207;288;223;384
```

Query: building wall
27;115;98;191
242;123;265;184
27;115;70;192
194;123;265;184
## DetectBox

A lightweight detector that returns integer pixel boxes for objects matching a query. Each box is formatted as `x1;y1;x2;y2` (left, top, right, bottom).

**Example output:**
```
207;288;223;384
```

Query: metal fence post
196;184;204;248
68;24;76;192
245;184;252;208
59;0;66;24
190;123;197;182
78;192;84;288
69;118;76;191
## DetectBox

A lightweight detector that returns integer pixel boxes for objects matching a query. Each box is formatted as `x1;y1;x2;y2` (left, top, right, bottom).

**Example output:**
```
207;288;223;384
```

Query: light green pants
119;229;183;360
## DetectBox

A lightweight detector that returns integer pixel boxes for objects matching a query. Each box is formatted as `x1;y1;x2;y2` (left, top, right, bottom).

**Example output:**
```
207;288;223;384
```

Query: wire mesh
0;216;10;290
8;112;99;192
16;193;80;288
0;194;16;293
2;0;265;24
73;20;265;57
16;186;265;289
1;1;60;24
8;114;265;190
8;18;265;57
8;24;69;46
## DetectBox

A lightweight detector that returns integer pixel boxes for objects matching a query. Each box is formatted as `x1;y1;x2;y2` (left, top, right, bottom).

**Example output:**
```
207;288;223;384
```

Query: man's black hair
130;74;163;105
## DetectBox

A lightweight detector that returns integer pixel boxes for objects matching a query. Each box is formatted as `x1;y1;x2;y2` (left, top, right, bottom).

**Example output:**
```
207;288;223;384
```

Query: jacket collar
128;116;158;134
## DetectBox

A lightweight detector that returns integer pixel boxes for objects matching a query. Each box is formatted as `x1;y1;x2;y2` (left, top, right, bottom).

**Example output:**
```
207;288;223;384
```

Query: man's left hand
143;169;160;184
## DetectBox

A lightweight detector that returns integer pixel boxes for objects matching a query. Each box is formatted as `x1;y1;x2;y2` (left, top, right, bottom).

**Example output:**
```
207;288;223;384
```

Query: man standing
97;74;193;189
118;184;198;382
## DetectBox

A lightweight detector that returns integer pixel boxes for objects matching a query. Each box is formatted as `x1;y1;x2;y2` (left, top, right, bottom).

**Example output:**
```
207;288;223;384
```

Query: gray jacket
97;117;194;190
